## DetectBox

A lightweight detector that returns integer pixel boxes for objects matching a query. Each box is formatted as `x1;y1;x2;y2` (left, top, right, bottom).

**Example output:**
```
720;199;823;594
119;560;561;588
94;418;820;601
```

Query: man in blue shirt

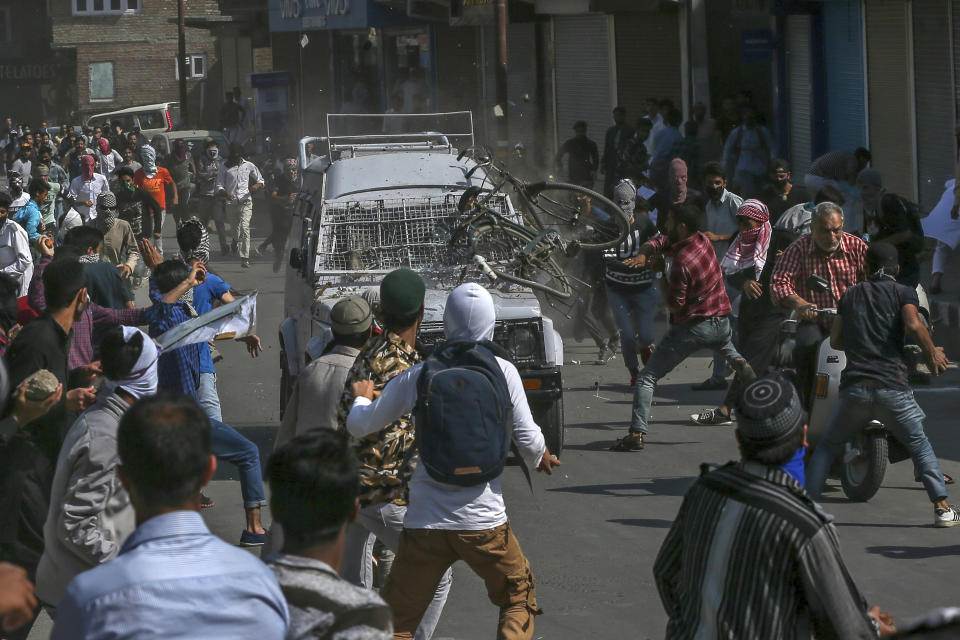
51;393;289;639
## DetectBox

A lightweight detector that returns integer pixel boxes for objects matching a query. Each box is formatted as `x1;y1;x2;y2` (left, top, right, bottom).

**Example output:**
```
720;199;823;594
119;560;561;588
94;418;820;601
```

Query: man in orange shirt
133;145;177;256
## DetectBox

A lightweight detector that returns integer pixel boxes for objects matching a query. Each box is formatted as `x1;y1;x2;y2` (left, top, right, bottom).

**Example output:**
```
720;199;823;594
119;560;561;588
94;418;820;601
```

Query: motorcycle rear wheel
841;431;888;502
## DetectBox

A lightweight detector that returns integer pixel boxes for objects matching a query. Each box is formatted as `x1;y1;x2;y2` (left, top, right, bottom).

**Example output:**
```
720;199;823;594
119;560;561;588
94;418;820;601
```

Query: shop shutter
786;14;812;178
614;10;682;123
508;22;538;152
822;0;867;152
864;0;916;200
913;0;955;210
553;14;614;150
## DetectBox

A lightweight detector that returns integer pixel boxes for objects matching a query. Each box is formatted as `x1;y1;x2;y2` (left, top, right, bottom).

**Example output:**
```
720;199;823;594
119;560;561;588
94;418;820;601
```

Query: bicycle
449;146;631;299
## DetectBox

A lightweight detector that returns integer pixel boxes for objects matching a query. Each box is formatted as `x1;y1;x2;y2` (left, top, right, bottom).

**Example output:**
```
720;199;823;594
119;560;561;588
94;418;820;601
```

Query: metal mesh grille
314;194;517;273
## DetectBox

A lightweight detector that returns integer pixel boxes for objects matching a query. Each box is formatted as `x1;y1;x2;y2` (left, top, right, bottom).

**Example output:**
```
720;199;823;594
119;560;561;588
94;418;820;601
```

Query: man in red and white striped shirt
770;201;866;398
611;204;754;451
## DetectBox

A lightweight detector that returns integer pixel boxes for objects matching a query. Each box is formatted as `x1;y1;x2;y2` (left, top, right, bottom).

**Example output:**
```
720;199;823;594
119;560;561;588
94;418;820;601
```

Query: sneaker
597;345;610;363
689;408;733;426
609;432;645;451
241;259;250;268
200;493;214;509
240;530;267;546
692;377;728;391
935;505;960;527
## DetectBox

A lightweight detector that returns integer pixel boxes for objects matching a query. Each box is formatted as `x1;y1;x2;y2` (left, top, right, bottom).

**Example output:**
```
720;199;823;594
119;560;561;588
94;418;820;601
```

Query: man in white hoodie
35;326;158;610
347;283;560;640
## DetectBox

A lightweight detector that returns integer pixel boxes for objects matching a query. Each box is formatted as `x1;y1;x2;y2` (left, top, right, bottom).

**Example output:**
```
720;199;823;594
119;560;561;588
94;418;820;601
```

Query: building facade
49;0;270;128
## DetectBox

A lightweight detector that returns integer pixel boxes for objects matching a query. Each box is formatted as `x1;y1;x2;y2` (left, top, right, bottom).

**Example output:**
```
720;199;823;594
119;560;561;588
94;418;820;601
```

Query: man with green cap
337;268;451;639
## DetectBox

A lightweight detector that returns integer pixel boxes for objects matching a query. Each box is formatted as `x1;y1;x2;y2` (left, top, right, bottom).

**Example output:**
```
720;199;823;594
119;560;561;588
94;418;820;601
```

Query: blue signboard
268;0;414;32
741;29;774;63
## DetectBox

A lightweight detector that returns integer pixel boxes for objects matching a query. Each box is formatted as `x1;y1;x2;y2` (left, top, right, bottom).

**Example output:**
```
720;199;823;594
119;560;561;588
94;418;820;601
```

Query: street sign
741;29;774;64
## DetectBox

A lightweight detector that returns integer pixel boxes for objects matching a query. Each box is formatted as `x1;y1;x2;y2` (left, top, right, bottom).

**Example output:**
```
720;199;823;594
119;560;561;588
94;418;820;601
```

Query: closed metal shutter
786;14;812;178
508;22;538;152
553;14;614;150
822;0;867;152
864;0;916;200
614;11;682;122
913;0;955;209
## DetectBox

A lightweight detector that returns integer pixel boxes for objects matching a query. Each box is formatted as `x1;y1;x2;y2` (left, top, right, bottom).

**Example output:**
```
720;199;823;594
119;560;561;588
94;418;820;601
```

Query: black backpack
414;340;513;486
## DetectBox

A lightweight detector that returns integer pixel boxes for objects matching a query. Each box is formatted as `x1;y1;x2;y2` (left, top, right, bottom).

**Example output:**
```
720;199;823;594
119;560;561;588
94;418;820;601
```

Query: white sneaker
935;505;960;527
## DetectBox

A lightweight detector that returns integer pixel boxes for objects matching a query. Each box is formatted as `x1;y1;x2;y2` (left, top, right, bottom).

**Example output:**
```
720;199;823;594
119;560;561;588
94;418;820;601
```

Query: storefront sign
0;62;62;83
741;29;774;63
269;0;415;31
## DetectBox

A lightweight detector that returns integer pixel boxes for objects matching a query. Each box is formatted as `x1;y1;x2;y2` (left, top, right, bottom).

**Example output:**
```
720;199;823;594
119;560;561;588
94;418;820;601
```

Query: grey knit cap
613;178;637;213
856;167;883;188
736;375;806;446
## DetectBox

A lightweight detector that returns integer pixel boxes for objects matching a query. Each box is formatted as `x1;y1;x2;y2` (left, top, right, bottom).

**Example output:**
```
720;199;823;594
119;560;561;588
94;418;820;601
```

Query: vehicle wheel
533;396;564;457
841;431;888;502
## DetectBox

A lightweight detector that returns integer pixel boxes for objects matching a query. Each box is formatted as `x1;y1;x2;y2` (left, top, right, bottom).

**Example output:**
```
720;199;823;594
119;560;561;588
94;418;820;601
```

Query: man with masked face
0;192;33;297
216;143;264;268
66;155;110;223
91;192;139;282
164;139;196;229
36;149;70;232
196;138;227;255
62;136;94;182
35;326;157;610
613;205;756;451
133;145;176;256
7;172;29;217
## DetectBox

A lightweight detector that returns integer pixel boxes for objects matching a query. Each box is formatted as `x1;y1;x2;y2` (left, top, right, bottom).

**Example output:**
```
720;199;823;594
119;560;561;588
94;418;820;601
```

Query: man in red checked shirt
770;202;866;400
611;204;755;451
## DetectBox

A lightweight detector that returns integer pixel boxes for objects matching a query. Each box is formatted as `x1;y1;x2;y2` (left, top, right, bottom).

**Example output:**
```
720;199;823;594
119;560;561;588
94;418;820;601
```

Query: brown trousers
382;522;541;640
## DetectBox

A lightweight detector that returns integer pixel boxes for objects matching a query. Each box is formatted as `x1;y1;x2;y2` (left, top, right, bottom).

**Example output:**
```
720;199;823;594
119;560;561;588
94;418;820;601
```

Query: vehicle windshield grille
314;194;518;274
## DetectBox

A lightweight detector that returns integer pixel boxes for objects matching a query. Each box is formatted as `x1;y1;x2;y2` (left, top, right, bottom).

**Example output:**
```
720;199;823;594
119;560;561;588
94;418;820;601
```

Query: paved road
28;209;960;638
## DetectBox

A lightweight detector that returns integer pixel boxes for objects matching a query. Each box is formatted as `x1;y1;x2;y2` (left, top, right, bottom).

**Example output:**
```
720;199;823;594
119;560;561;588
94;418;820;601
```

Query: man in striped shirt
655;375;893;639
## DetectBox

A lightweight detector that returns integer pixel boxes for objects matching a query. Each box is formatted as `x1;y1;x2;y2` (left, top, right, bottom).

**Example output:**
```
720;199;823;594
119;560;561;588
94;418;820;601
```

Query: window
175;55;208;80
0;8;10;45
73;0;140;15
89;62;115;102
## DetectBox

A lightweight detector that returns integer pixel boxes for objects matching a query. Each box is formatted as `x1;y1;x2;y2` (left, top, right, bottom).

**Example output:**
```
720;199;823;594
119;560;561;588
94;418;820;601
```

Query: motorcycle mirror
804;274;831;294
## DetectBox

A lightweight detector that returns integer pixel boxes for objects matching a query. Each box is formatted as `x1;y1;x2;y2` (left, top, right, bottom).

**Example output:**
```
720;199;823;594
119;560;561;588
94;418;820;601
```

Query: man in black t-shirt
256;157;301;273
806;243;956;526
555;121;599;190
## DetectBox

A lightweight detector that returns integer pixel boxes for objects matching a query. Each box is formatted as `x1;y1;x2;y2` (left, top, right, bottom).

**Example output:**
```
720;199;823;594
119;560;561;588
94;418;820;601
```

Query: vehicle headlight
508;326;537;359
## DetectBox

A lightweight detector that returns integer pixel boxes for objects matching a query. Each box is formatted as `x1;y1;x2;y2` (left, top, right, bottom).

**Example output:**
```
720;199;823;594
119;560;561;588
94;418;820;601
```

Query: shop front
268;0;437;118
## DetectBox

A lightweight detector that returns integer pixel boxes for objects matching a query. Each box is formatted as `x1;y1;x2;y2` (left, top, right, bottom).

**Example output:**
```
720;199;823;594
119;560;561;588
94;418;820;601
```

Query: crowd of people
0;93;957;640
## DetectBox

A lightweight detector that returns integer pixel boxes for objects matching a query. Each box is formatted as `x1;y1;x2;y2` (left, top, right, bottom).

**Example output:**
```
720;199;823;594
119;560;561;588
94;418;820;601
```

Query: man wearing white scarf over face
347;283;560;640
36;326;159;609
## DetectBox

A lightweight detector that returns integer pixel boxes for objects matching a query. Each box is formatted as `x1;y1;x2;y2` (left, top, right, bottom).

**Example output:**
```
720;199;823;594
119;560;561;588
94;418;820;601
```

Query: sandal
610;433;645;451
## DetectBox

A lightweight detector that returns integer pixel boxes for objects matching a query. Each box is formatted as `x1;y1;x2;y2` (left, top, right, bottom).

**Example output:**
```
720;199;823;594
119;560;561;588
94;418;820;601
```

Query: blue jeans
198;371;223;422
711;284;740;380
806;383;947;503
211;419;267;509
631;316;743;433
605;283;660;372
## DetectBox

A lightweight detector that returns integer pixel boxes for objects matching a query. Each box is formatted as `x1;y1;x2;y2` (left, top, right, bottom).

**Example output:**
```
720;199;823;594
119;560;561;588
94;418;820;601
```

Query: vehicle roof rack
326;111;474;157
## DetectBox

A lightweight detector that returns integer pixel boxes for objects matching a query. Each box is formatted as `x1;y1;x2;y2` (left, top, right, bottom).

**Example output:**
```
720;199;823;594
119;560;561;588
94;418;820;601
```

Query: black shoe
689;409;733;426
692;377;728;391
200;493;214;509
241;259;250;268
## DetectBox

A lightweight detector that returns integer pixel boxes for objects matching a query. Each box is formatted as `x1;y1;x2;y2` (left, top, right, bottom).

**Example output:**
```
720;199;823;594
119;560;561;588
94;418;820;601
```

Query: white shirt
8;192;29;215
347;357;546;531
216;160;264;204
96;149;122;176
0;218;33;296
67;173;111;221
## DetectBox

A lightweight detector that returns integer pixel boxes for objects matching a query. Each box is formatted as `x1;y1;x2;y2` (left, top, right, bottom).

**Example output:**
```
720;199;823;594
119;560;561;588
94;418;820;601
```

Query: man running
611;204;754;451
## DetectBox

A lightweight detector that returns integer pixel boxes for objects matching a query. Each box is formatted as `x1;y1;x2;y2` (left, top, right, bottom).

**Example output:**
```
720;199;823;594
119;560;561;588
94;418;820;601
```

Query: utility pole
178;0;188;126
494;0;508;158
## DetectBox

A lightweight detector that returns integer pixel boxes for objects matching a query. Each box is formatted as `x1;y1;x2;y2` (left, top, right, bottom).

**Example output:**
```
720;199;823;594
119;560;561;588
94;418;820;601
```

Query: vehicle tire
841;431;888;502
533;396;564;457
522;181;630;251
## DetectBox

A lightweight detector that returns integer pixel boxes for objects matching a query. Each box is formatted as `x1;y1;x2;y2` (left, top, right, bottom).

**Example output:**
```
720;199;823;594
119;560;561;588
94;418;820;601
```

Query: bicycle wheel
450;218;574;299
521;181;629;251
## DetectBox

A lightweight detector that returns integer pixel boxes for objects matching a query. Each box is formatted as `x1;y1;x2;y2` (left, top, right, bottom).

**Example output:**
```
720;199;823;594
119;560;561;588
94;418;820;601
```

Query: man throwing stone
611;204;754;451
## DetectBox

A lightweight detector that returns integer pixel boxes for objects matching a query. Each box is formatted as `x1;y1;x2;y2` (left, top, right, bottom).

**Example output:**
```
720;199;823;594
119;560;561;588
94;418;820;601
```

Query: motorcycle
774;274;918;501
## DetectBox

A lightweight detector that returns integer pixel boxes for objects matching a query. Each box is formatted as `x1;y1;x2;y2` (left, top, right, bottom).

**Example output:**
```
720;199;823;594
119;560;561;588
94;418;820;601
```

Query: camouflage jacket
337;331;420;508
